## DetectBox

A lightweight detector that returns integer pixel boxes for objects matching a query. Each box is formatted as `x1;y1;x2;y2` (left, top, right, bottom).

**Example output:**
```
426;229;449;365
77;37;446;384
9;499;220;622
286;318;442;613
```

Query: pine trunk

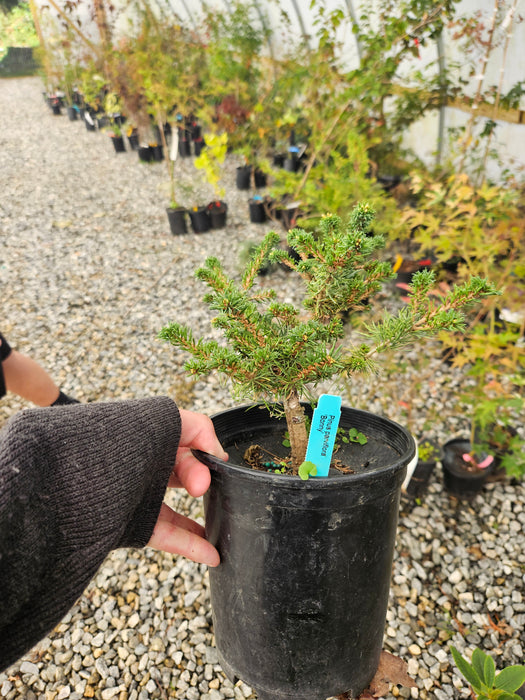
283;389;308;474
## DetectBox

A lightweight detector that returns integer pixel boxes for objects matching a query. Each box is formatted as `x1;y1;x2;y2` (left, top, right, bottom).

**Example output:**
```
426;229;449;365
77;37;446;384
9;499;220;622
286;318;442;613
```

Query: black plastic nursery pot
405;455;437;498
97;115;109;130
189;206;211;233
166;207;188;235
193;138;205;156
236;165;252;190
196;404;415;700
395;258;432;286
127;130;139;150
284;154;300;172
110;135;126;153
208;201;228;229
138;145;153;163
84;113;96;131
405;440;440;499
249;197;267;223
442;438;492;498
190;122;202;140
280;203;301;231
254;168;268;188
151;144;164;161
178;129;192;157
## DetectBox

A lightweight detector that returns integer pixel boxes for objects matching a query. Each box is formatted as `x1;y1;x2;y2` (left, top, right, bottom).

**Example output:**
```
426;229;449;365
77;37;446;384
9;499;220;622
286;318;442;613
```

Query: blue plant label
305;394;342;477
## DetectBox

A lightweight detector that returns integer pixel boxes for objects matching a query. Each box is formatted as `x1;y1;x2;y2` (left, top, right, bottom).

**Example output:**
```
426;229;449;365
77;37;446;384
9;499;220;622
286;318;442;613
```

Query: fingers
159;409;228;561
148;503;220;567
178;409;228;459
171;409;229;497
168;451;211;495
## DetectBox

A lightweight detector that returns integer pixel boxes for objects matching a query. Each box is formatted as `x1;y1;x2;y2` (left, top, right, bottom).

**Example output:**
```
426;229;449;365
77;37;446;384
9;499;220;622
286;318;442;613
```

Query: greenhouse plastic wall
173;0;525;178
34;0;525;178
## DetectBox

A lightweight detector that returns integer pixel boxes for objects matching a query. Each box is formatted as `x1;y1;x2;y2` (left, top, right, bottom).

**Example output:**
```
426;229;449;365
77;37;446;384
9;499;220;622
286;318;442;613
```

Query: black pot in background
376;174;401;192
284;154;300;172
151;144;164;161
166;207;188;235
138;146;153;163
190;122;202;141
272;153;285;168
196;404;415;700
84;112;96;131
154;123;170;144
127;130;139;150
254;168;267;188
396;258;432;286
248;197;267;223
404;439;440;498
442;438;492;498
189;206;211;233
236;165;252;190
280;202;301;230
193;138;205;156
110;135;126;153
66;105;78;121
207;201;228;229
178;128;192;157
49;99;61;115
263;197;280;221
438;256;466;274
96;115;109;130
113;113;126;128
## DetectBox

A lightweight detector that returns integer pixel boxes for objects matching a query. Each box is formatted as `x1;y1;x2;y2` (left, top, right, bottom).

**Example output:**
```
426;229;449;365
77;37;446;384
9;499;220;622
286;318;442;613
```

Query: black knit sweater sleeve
0;397;181;672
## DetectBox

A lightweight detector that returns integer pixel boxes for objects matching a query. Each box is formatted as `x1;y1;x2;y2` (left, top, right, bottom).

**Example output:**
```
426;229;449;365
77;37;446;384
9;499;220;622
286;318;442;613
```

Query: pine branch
242;231;281;290
363;274;500;356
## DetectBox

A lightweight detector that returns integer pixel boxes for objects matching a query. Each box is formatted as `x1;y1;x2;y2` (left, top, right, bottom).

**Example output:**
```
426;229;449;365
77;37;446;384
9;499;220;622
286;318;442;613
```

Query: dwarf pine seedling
160;204;499;473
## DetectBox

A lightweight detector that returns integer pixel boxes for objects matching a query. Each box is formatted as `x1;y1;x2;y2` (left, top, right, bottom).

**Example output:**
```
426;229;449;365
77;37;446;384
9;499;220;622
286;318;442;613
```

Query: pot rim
193;402;415;489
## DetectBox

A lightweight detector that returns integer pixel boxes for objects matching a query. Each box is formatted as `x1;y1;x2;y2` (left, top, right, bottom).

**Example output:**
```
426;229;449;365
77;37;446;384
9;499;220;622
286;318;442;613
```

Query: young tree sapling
160;204;499;473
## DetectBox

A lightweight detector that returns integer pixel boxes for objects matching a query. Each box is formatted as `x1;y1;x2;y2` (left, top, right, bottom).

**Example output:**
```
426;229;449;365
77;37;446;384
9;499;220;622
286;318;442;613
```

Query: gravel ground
0;77;524;700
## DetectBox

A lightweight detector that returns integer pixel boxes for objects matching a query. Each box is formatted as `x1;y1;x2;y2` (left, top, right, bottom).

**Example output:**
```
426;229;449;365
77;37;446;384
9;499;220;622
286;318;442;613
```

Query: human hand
148;409;228;567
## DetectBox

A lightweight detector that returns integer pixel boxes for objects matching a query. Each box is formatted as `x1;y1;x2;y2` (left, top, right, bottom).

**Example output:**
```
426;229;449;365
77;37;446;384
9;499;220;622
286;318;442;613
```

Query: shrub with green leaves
451;645;525;700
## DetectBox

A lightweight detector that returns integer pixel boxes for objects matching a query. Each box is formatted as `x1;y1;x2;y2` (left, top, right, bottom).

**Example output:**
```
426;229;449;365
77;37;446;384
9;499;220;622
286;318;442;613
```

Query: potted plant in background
261;12;406;236
401;169;525;493
403;438;441;499
441;432;495;498
441;364;524;497
102;91;126;152
78;64;107;131
193;131;229;230
201;1;270;147
159;204;497;700
121;5;208;233
55;34;82;122
102;18;159;152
